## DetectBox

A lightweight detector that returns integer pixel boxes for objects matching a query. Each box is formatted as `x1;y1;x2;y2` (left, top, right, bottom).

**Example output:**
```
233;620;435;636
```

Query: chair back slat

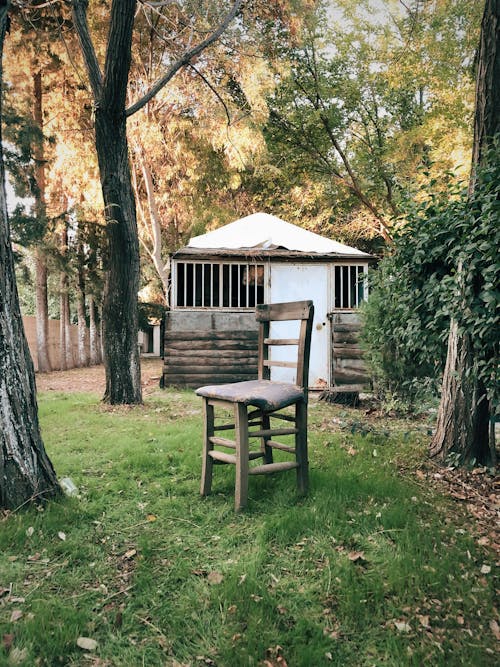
256;300;314;390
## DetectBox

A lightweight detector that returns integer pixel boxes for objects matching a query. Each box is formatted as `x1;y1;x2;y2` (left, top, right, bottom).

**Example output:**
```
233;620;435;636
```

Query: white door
268;263;330;389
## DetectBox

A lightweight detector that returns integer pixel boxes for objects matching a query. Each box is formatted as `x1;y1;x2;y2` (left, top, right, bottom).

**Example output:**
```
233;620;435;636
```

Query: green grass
0;390;497;666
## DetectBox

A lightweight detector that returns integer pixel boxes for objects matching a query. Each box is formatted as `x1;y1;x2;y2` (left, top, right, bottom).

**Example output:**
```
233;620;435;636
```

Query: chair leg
295;400;308;495
234;402;249;511
200;399;215;496
262;412;273;464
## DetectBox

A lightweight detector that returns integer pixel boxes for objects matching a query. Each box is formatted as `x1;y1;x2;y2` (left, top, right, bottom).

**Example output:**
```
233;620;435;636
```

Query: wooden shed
161;213;373;390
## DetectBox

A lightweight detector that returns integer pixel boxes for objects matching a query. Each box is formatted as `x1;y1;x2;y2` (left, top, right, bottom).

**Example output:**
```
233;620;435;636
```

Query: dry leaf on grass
207;571;223;585
10;610;23;623
394;621;411;632
77;637;98;651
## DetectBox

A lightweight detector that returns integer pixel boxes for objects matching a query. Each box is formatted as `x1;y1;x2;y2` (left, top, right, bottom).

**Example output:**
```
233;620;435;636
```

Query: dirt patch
35;357;164;396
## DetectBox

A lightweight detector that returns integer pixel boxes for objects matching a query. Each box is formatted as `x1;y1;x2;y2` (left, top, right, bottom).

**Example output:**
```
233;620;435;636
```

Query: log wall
162;311;258;388
329;312;371;390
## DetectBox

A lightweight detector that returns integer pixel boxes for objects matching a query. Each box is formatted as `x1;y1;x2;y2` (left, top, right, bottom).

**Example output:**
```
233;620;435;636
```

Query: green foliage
361;151;500;410
0;388;497;665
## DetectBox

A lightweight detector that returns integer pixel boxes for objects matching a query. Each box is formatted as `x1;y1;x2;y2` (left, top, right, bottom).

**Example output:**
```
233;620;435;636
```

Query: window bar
340;266;343;309
354;265;359;307
192;263;196;307
221;264;224;307
183;263;187;308
200;263;204;307
246;264;249;307
229;263;232;308
254;264;258;306
209;264;213;307
237;264;241;307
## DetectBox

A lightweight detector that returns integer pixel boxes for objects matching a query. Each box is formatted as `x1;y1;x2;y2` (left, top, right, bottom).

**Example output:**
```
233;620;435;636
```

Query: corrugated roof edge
172;247;376;262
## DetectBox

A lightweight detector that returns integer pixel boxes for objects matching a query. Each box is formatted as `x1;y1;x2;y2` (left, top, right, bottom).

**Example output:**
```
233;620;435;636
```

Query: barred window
333;265;367;309
175;262;265;308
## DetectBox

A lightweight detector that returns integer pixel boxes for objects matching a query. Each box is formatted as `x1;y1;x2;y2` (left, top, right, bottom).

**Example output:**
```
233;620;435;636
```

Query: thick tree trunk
0;2;60;509
430;0;499;466
429;321;491;464
95;109;142;403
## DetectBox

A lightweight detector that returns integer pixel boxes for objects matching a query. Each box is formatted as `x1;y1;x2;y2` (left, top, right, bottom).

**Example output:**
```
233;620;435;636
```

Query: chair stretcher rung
209;450;236;464
209;436;235;448
250;427;298;438
208;449;264;464
263;360;297;369
264;338;299;345
268;440;296;454
249;461;299;475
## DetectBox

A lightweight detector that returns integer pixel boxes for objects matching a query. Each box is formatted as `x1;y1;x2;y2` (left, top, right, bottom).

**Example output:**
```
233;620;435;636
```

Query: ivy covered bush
361;153;499;412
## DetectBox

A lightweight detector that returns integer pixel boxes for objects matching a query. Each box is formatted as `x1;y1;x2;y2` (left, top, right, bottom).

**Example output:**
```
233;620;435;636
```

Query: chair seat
196;379;305;412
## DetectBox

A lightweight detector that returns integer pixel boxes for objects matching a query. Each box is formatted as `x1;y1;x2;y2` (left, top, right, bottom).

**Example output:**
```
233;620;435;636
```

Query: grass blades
0;390;497;666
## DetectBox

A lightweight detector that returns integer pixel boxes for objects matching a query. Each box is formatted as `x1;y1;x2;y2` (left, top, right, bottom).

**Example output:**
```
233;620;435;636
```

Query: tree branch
126;0;242;117
70;0;103;100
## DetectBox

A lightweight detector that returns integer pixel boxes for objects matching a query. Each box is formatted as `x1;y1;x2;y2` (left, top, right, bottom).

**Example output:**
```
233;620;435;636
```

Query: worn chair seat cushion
196;379;305;412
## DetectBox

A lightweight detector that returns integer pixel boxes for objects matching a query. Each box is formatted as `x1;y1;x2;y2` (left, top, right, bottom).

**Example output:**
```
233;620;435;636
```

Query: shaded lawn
0;389;497;666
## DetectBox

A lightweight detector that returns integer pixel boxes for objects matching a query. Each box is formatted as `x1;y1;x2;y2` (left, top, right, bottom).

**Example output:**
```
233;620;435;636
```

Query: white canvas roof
188;212;370;257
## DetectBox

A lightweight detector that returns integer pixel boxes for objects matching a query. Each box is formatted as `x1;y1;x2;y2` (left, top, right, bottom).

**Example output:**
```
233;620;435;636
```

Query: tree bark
76;243;89;367
0;1;60;509
71;0;242;403
430;0;499;466
33;69;51;373
88;295;102;365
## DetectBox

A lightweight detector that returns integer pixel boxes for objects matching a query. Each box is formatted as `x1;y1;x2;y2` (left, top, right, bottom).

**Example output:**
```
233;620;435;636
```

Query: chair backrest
255;300;314;391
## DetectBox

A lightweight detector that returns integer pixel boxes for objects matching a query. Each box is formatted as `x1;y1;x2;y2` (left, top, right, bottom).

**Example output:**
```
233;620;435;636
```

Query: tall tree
0;0;60;510
430;0;499;465
70;0;242;404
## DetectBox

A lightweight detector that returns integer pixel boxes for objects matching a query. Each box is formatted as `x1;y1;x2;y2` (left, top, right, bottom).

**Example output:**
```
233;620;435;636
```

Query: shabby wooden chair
196;300;314;510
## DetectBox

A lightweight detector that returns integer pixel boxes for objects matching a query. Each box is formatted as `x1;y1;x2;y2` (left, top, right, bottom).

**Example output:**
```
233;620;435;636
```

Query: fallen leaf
238;574;247;585
477;536;490;546
191;569;208;577
10;610;23;623
325;652;333;661
417;615;430;628
77;637;98;651
457;615;464;626
146;514;157;522
480;564;491;574
2;633;14;652
7;647;27;664
394;621;411;633
58;532;66;541
490;619;500;641
207;571;223;585
123;549;137;560
347;447;357;456
26;527;34;537
347;551;365;562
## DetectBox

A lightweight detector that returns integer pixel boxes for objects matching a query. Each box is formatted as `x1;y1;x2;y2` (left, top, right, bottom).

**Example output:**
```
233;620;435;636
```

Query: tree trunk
430;0;499;466
34;248;51;372
95;108;142;403
88;295;102;365
33;68;51;373
0;1;60;510
75;239;89;367
429;321;491;464
59;272;68;371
